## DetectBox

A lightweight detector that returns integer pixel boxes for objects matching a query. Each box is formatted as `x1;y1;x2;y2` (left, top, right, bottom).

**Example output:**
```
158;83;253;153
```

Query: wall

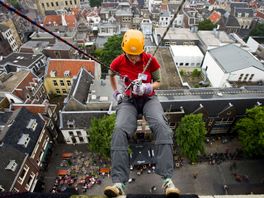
62;129;89;144
202;52;225;87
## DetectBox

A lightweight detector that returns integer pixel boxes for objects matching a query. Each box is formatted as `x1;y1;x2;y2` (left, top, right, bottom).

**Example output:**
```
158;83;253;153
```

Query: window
67;120;75;128
56;89;60;94
244;74;249;81
53;80;58;86
65;1;68;6
74;0;77;4
60;80;65;86
51;2;54;6
18;165;29;184
249;74;254;81
27;119;38;131
238;74;243;81
69;131;74;136
70;0;72;5
62;89;67;94
25;172;35;191
77;131;82;136
67;80;71;86
179;63;183;66
56;2;59;6
79;137;84;142
5;160;18;171
46;2;49;7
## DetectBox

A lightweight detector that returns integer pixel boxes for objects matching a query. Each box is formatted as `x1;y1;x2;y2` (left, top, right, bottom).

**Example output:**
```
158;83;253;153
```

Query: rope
0;0;186;85
0;1;120;75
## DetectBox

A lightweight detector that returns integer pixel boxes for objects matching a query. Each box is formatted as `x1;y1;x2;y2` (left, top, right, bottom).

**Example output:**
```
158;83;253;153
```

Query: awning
57;169;68;176
62;152;73;159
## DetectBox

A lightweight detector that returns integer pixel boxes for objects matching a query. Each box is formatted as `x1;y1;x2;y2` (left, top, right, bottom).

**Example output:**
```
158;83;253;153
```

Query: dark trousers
111;95;174;183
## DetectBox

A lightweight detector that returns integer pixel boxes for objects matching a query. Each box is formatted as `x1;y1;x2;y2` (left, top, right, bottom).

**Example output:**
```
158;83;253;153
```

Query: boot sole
104;187;121;197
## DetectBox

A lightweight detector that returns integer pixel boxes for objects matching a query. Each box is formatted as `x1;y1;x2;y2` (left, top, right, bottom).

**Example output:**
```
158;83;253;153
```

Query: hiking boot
162;178;180;197
104;183;125;197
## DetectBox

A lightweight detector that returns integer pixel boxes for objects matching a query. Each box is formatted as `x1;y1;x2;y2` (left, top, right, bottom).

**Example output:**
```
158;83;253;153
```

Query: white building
140;18;153;36
202;44;264;87
170;45;204;67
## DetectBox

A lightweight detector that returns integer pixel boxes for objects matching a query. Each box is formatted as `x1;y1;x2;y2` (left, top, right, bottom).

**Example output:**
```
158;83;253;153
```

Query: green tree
198;19;217;30
175;114;206;162
235;106;264;157
89;0;103;7
191;69;201;77
7;0;20;9
88;114;116;157
94;35;123;76
249;23;264;37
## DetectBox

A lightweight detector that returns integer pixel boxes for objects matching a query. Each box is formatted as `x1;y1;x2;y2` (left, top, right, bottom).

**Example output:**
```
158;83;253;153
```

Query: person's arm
109;70;118;91
151;68;161;90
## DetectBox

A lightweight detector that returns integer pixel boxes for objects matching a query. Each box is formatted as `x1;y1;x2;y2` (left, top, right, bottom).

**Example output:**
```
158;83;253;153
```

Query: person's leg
143;96;174;177
143;96;180;196
104;98;137;197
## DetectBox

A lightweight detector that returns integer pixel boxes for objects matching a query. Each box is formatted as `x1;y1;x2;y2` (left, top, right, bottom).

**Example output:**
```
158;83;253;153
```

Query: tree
249;23;264;37
88;114;116;158
175;114;206;162
235;106;264;157
94;35;123;76
198;19;217;31
7;0;20;9
89;0;103;7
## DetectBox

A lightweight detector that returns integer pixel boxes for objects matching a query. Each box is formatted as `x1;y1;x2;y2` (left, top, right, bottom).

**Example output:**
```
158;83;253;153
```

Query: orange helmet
121;29;144;55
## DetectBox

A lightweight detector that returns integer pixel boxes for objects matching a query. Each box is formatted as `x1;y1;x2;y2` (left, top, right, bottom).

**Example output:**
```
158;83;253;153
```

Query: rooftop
170;45;203;57
0;71;30;92
197;31;234;47
46;59;96;78
209;44;264;72
0;53;43;67
154;28;199;41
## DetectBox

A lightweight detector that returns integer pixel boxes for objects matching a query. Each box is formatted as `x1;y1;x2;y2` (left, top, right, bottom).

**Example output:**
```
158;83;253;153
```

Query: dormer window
50;70;56;77
5;160;18;172
27;119;38;131
64;70;71;77
0;185;5;192
17;134;30;148
67;120;75;128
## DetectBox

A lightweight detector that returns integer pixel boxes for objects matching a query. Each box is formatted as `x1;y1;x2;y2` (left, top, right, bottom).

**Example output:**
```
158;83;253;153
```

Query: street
43;143;264;196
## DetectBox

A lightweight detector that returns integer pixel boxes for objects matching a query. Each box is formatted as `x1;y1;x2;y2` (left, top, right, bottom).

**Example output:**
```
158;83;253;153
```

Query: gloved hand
113;90;123;103
132;83;153;96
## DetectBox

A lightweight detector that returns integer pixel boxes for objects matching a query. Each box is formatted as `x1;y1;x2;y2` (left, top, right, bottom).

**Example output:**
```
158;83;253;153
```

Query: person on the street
104;29;180;197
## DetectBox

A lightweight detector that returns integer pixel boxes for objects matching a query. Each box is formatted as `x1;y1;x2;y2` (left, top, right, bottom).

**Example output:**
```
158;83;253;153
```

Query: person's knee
111;129;129;150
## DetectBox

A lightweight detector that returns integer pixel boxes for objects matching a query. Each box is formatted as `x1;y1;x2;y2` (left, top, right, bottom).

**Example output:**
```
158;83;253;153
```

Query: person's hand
132;83;153;96
113;90;123;103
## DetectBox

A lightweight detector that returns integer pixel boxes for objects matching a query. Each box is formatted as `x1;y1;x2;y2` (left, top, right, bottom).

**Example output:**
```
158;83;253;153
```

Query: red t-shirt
110;52;160;96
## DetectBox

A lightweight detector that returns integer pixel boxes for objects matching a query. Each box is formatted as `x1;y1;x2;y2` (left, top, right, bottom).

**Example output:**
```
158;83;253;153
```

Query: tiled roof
256;9;264;19
0;144;26;191
11;104;47;114
209;11;221;24
47;59;96;78
1;108;45;155
43;15;77;28
13;72;36;100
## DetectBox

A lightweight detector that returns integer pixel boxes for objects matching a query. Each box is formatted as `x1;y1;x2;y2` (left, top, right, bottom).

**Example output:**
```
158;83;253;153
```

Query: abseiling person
104;29;180;197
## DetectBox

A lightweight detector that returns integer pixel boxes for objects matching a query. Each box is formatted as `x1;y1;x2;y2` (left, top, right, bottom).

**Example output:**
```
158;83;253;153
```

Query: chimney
61;14;67;26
